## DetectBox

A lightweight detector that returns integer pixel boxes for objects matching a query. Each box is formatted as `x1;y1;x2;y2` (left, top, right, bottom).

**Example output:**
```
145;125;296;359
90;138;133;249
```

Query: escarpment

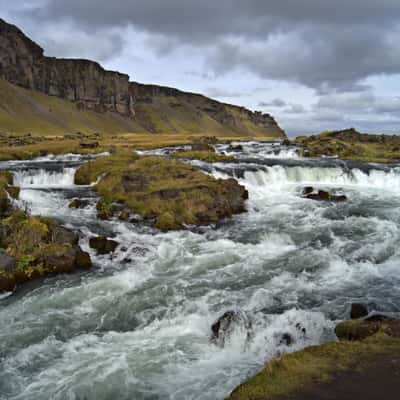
0;18;134;116
0;18;285;138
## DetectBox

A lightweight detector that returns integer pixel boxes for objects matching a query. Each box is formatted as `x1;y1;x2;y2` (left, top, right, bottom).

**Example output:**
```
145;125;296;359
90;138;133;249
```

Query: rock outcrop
0;18;286;138
0;18;134;116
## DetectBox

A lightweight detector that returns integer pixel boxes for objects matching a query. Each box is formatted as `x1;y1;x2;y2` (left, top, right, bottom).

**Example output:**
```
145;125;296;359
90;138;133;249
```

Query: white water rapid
1;145;400;400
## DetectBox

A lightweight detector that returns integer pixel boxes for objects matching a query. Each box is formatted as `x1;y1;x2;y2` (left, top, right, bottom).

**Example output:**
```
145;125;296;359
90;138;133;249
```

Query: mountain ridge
0;18;285;138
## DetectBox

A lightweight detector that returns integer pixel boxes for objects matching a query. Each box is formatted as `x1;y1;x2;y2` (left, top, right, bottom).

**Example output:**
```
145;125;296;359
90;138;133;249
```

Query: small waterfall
13;168;77;188
212;164;400;191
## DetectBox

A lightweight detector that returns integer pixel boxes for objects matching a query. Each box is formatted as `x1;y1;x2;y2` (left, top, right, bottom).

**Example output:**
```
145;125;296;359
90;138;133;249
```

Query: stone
0;249;16;272
69;199;90;209
350;303;369;319
211;310;252;347
89;236;119;255
303;187;347;202
50;225;79;245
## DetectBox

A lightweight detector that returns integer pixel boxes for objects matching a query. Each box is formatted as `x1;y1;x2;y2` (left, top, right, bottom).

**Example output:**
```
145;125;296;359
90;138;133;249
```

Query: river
1;142;400;399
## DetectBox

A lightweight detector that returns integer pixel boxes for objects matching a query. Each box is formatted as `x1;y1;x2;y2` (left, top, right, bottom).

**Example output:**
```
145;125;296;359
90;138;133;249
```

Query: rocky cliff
0;18;285;138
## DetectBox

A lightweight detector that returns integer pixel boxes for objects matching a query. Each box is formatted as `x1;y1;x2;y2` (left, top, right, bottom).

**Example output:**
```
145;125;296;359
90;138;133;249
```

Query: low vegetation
295;128;400;163
171;150;234;162
227;319;400;400
75;152;248;231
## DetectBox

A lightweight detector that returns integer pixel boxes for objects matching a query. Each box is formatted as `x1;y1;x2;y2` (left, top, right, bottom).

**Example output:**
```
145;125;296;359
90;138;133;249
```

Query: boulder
89;236;119;255
0;249;16;272
211;310;252;347
350;303;368;319
69;199;90;209
40;245;92;273
302;187;347;202
50;225;79;245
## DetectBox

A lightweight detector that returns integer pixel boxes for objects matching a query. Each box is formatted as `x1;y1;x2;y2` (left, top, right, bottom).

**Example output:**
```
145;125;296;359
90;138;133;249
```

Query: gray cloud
259;99;286;108
23;0;400;91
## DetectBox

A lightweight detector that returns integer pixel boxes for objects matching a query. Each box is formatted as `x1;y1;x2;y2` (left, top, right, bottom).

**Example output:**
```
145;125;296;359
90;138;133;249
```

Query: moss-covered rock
75;153;248;231
0;210;92;293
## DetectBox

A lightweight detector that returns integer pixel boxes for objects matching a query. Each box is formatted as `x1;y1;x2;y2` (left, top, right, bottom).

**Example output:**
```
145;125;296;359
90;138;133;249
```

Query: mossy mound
75;153;248;231
171;150;234;163
0;210;92;293
227;318;400;400
295;128;400;163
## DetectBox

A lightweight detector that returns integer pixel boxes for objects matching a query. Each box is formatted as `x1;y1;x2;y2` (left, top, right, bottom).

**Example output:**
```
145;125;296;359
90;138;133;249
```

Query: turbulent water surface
1;143;400;400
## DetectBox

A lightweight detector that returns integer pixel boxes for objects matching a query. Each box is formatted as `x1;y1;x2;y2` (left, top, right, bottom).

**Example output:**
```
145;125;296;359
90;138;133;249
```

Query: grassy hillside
0;79;145;135
0;78;285;139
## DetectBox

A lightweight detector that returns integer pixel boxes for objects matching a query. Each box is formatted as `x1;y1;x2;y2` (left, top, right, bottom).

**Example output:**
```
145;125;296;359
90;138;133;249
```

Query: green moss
155;212;179;231
75;153;247;230
296;130;400;163
172;150;234;162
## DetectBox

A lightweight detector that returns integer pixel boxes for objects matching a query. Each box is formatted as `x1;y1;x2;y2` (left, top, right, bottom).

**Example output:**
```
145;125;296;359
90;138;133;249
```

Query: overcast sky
2;0;400;137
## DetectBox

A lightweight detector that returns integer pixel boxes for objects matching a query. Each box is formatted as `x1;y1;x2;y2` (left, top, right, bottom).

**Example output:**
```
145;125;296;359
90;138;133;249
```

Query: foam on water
1;145;400;400
13;168;77;188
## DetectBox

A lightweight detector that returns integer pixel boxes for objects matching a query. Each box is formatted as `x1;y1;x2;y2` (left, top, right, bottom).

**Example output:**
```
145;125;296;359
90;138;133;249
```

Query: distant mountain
0;18;285;138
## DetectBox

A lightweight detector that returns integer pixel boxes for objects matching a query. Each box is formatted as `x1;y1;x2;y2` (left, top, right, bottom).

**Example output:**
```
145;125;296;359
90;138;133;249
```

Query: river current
1;142;400;399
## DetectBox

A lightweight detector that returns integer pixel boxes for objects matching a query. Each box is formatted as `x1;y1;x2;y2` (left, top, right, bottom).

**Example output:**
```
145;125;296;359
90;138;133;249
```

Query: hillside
0;18;285;139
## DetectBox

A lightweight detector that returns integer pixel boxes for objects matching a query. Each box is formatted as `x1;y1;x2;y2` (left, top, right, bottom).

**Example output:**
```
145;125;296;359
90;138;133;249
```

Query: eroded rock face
0;18;134;116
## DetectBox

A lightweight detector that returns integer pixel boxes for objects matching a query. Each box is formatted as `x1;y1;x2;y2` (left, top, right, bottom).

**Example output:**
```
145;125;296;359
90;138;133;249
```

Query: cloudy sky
2;0;400;137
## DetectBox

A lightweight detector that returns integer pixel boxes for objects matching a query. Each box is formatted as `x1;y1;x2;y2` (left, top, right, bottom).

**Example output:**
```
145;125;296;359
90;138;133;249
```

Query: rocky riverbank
226;309;400;400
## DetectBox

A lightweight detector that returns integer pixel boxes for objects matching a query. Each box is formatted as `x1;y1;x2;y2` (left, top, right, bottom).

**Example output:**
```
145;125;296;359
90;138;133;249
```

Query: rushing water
1;144;400;400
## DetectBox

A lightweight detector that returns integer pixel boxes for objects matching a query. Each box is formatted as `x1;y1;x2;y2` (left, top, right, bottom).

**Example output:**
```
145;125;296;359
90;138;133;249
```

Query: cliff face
129;82;284;137
0;18;285;138
0;19;134;116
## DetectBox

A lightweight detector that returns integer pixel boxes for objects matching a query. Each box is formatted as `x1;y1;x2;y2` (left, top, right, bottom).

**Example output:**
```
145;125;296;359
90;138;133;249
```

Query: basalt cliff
0;18;285;138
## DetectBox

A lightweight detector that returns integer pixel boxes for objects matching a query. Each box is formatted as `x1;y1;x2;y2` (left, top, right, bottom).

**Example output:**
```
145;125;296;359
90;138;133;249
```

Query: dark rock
50;226;79;245
89;236;119;255
365;314;390;322
69;199;90;209
0;249;16;272
228;144;243;151
40;246;91;273
280;333;293;346
75;250;92;269
191;142;214;151
303;188;347;202
211;310;252;347
0;274;16;292
302;186;314;195
80;141;99;149
351;303;369;319
0;223;9;247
